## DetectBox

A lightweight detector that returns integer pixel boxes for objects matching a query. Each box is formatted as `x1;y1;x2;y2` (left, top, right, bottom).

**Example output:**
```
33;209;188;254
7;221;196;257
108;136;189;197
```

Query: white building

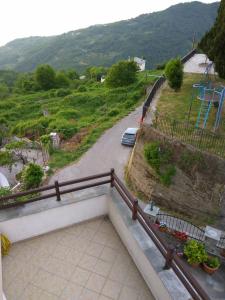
134;57;146;71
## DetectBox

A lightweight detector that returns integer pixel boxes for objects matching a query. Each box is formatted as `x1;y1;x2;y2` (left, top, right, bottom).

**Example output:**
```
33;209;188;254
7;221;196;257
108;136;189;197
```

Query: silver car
121;128;139;146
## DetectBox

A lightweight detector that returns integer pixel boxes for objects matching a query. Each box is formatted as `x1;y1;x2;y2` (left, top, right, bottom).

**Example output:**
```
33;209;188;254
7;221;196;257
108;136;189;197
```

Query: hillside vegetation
0;2;219;72
0;66;160;170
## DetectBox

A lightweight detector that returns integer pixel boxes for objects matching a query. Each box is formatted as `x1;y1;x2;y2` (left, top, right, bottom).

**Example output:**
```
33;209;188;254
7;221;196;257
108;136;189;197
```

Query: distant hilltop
0;1;219;72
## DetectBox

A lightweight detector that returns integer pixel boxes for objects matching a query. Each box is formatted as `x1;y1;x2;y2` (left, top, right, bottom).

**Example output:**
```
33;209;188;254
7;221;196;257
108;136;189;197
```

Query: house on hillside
134;57;146;71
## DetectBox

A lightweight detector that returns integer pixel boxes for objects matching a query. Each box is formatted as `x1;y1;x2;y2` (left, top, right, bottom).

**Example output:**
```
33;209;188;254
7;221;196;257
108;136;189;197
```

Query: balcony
0;170;224;300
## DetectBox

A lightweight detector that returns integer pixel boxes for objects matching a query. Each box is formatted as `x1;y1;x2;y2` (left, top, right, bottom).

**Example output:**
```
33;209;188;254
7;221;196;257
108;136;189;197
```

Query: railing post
163;246;175;270
55;180;61;201
110;168;115;187
132;199;138;220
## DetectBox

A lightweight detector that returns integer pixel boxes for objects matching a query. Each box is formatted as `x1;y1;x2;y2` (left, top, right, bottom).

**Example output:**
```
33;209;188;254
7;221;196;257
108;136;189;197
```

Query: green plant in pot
203;256;221;275
184;240;207;267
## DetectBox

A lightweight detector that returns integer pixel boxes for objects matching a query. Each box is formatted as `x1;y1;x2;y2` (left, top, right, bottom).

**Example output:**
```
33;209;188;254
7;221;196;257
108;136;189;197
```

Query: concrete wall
0;194;108;243
108;192;173;300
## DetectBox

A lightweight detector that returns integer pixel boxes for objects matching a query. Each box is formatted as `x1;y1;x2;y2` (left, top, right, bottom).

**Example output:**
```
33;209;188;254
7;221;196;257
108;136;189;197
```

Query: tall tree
35;65;56;90
199;0;225;78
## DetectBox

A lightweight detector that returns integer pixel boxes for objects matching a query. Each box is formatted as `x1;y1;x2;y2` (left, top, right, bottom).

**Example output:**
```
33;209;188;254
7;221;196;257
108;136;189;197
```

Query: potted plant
203;256;221;275
184;240;207;267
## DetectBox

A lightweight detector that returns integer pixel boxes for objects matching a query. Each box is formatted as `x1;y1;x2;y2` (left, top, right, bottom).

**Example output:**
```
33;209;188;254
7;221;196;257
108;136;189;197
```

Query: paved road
50;106;143;184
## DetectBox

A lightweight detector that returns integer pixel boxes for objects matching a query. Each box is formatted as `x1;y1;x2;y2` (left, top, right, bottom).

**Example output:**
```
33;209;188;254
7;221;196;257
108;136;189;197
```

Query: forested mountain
0;1;219;72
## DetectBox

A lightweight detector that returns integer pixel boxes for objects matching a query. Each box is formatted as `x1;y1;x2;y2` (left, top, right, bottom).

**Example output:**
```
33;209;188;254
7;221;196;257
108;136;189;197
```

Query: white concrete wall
108;198;172;300
0;194;108;243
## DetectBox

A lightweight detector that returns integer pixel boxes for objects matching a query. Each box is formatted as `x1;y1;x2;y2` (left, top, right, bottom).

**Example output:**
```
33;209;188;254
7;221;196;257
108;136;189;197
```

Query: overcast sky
0;0;217;47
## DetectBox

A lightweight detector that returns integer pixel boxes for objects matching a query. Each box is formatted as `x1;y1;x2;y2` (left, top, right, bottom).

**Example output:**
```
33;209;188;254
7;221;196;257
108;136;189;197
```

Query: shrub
144;142;176;186
56;108;79;120
144;142;161;171
108;109;120;117
55;88;71;97
205;256;220;268
35;64;56;90
184;240;207;265
48;119;78;139
165;58;183;91
160;165;176;186
21;163;44;190
77;86;87;92
55;72;70;88
105;61;139;88
0;187;12;198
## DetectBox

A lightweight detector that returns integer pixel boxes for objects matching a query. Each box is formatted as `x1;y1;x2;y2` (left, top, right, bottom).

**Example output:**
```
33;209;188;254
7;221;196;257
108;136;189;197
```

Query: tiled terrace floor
2;217;154;300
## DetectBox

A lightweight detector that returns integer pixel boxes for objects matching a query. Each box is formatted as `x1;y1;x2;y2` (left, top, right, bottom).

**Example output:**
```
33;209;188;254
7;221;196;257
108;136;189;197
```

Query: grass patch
157;73;225;132
144;141;176;186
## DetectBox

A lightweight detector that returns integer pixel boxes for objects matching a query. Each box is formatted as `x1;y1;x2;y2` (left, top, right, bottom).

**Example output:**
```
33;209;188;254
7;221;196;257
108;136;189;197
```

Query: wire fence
153;114;225;158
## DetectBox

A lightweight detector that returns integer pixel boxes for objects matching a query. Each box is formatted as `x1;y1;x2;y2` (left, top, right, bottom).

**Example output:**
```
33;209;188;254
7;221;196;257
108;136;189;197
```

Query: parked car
121;128;138;146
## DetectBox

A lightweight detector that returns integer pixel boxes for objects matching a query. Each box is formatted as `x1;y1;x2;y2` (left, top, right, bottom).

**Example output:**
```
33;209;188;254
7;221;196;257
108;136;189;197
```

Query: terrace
0;170;224;300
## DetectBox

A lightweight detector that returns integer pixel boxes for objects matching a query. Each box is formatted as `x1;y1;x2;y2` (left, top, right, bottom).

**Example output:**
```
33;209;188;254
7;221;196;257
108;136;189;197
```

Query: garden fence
153;114;225;158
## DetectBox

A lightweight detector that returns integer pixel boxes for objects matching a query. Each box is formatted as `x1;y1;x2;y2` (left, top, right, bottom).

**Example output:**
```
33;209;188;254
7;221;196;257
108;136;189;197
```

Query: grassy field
0;70;161;170
153;73;225;157
157;73;225;133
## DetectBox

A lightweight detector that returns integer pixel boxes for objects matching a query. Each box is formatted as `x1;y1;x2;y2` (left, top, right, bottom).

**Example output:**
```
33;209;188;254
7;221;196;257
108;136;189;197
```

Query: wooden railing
0;169;210;300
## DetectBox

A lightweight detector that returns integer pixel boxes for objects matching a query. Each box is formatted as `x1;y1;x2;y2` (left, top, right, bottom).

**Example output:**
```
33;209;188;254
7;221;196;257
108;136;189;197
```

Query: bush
77;86;87;92
55;88;71;97
55;72;70;88
35;64;56;90
21;163;44;190
105;61;139;88
56;108;79;120
0;187;12;198
144;142;176;186
48;119;78;139
165;58;183;91
108;109;120;117
184;240;207;265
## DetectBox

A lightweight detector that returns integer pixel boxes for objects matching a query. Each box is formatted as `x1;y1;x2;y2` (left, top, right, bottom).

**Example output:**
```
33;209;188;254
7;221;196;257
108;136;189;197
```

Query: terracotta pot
202;263;219;275
189;262;200;268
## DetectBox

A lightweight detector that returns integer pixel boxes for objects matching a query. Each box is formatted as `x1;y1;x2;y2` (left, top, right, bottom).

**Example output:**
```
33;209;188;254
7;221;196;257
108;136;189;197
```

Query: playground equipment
187;61;225;131
188;83;225;131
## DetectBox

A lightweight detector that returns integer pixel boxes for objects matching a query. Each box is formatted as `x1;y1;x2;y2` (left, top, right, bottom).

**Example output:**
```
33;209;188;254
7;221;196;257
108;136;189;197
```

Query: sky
0;0;217;47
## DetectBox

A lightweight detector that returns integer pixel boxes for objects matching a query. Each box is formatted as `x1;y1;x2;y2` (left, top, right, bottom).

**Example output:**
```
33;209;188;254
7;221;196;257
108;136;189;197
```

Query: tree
85;66;106;81
15;73;39;92
21;163;44;190
55;71;70;88
199;0;225;78
66;69;79;80
165;58;183;91
105;61;139;88
35;64;56;90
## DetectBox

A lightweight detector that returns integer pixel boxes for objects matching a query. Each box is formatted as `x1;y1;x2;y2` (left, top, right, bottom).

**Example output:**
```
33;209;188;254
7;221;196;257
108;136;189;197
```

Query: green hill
0;1;219;72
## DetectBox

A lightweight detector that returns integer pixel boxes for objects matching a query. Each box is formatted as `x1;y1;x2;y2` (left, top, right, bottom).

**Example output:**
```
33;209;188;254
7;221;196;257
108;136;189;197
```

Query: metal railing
156;213;205;242
181;48;197;64
111;171;210;300
0;169;210;300
142;48;197;120
153;114;225;158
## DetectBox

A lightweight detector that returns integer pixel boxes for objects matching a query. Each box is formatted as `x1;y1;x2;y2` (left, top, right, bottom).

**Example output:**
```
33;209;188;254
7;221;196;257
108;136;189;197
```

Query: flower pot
189;262;200;268
202;263;219;275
